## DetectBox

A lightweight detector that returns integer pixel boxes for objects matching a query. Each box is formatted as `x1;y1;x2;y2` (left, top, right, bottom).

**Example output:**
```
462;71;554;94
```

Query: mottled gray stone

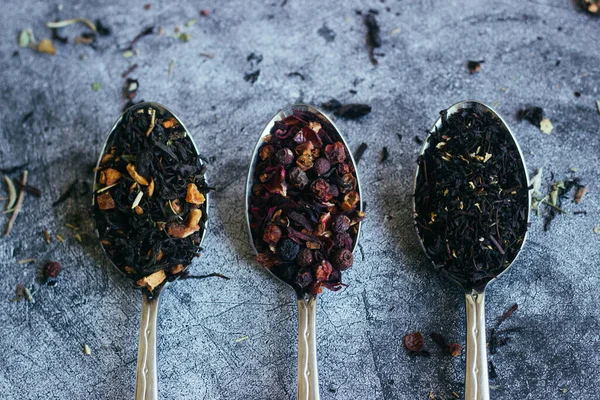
0;0;599;399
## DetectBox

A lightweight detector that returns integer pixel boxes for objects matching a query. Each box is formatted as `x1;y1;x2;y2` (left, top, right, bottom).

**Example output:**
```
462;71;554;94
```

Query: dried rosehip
275;148;294;165
449;343;462;357
324;142;346;164
43;261;61;286
313;157;331;176
331;214;351;233
403;332;424;352
288;167;309;189
337;162;351;175
338;173;357;194
311;178;330;200
263;224;282;245
277;238;300;262
296;154;314;171
296;269;313;288
333;249;353;271
328;184;339;198
341;191;360;211
259;145;276;160
296;248;313;267
333;232;353;249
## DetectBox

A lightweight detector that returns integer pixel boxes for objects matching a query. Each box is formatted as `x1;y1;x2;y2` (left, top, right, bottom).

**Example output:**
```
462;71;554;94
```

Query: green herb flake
168;60;175;76
185;19;196;27
18;29;35;48
91;82;102;91
122;50;135;58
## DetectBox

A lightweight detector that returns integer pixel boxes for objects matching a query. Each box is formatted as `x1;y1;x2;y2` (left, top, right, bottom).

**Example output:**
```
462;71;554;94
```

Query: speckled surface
1;1;599;399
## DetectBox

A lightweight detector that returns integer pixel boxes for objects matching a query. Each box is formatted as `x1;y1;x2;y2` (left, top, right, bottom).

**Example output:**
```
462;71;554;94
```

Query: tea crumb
83;344;92;355
467;60;484;74
540;118;553;134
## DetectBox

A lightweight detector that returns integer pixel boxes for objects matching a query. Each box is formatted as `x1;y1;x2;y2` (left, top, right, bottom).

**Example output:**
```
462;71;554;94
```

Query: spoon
245;104;363;400
92;101;209;400
413;100;531;400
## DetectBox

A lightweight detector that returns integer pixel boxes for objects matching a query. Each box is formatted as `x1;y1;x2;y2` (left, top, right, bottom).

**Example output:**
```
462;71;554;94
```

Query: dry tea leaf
540;118;553;134
185;19;196;27
574;185;587;203
3;175;17;211
83;344;92;355
36;39;56;55
18;29;35;48
530;168;543;197
47;18;96;32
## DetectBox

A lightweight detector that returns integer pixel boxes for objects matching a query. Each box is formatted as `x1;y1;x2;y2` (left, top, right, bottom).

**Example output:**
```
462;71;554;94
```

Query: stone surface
1;1;599;399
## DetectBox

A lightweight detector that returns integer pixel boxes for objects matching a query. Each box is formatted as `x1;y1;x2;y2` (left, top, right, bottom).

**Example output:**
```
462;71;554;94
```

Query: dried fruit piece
263;224;282;244
277;238;299;262
126;163;149;186
449;343;462;357
170;264;185;274
167;222;200;238
137;270;167;291
186;183;205;204
43;261;61;285
37;39;56;55
96;192;116;210
187;209;203;227
99;168;122;186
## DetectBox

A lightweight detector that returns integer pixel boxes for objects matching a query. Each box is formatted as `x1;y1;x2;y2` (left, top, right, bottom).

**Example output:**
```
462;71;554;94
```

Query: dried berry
311;178;330;200
296;248;313;267
263;224;282;245
333;232;353;249
43;261;61;285
449;343;462;357
296;269;313;288
338;173;357;194
313;158;331;176
331;214;351;233
288;167;309;189
324;142;346;164
275;148;294;165
403;332;424;352
333;248;353;271
277;238;300;262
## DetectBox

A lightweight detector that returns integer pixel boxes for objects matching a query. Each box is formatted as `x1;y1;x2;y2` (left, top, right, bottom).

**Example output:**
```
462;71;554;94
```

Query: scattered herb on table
320;99;372;119
467;60;484;74
4;170;28;236
381;147;389;163
364;13;381;65
249;109;364;296
92;104;209;294
43;261;62;286
414;105;529;290
354;143;368;164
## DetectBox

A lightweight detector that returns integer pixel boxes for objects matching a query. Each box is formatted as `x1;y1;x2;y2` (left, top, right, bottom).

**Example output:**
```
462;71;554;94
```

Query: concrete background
1;0;599;399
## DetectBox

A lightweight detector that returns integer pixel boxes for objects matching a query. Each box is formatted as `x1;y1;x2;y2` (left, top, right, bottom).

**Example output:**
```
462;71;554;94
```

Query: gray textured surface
1;1;599;399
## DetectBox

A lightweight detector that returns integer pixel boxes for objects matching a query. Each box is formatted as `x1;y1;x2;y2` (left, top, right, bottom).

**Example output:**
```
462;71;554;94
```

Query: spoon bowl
92;101;209;400
413;100;530;400
245;104;363;400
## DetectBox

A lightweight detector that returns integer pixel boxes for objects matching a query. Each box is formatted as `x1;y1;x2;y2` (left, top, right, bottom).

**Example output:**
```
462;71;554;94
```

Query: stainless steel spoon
413;100;531;400
92;101;209;400
245;104;363;400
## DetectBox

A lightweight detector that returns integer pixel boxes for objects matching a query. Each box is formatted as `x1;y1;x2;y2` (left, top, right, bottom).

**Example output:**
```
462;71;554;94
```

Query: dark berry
296;248;313;267
313;158;331;176
275;148;294;165
289;167;309;189
333;232;353;249
311;178;330;199
277;239;299;262
331;214;351;233
403;332;424;352
275;263;299;282
333;249;353;270
329;184;339;198
296;269;313;288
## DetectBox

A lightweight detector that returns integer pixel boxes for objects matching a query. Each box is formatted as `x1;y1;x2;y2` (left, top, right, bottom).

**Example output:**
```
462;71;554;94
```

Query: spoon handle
135;290;160;400
297;295;320;400
465;291;490;400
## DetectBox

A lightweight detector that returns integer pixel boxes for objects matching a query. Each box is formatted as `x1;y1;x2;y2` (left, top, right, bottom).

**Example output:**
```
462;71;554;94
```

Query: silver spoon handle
465;291;489;400
135;291;160;400
297;295;320;400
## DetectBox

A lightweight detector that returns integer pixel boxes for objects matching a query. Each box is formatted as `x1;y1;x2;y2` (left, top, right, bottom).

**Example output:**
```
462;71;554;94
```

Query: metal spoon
245;104;363;400
92;102;209;400
413;100;531;400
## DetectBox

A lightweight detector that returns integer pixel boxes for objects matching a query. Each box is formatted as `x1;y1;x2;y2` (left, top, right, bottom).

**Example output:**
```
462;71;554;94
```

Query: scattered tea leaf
17;258;36;265
540;118;553;134
95;19;112;36
381;147;389;162
234;335;249;343
23;287;34;303
200;9;210;16
530;168;543;197
334;104;372;119
354;143;368;164
244;70;260;84
15;178;41;197
122;50;135;58
4;170;27;236
91;82;102;91
467;60;484;74
37;39;56;55
497;303;518;326
43;229;51;243
127;25;154;50
121;64;138;78
168;60;175;76
574;185;587;203
52;179;79;207
13;284;24;302
517;106;544;127
185;19;196;27
364;14;381;65
47;18;97;32
594;226;599;234
18;29;35;48
83;344;92;355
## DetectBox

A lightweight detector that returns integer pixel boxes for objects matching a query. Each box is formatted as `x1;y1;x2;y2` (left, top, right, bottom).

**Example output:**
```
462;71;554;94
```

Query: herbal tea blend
93;104;208;293
414;105;529;290
249;109;364;296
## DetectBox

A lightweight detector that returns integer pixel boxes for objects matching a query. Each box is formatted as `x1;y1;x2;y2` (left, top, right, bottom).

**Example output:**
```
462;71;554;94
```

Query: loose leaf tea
414;105;529;290
248;108;364;296
93;104;208;293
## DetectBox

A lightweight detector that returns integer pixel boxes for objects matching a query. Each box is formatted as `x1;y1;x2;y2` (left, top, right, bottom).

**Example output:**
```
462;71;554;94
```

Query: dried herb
93;104;208;294
489;360;498;379
249;109;364;296
413;136;423;145
320;99;372;119
467;60;484;74
287;72;305;80
414;105;529;289
354;143;368;164
126;26;154;50
381;147;389;162
5;170;28;236
43;261;61;286
244;70;260;84
95;20;112;36
364;14;381;65
3;175;17;211
541;178;585;231
47;18;97;31
43;229;51;243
